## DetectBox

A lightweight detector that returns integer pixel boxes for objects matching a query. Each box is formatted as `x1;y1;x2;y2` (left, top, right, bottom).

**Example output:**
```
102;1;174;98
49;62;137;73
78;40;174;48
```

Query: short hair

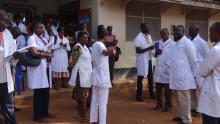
189;24;200;33
77;31;89;41
161;28;169;33
211;22;220;33
140;23;149;33
176;25;185;33
97;25;105;32
107;26;112;29
97;29;108;39
0;10;10;23
30;21;42;34
13;13;21;21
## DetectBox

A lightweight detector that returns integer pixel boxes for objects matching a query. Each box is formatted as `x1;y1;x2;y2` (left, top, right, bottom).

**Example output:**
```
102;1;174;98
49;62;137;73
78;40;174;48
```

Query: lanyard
161;40;170;49
38;36;48;46
0;32;3;46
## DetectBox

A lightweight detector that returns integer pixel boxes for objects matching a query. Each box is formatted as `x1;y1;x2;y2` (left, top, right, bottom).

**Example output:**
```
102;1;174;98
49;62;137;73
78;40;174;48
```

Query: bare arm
29;47;52;58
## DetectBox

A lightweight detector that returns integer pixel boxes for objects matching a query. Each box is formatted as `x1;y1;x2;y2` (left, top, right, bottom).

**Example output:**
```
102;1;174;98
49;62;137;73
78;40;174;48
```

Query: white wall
98;0;136;68
80;0;99;38
0;0;58;16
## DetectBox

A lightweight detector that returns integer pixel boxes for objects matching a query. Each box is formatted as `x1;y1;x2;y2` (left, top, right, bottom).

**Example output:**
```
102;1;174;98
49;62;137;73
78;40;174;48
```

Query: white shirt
90;41;111;88
1;29;17;93
69;43;92;88
192;34;209;87
51;36;70;72
154;39;176;84
134;32;153;76
12;22;27;34
27;33;51;89
198;42;220;117
0;45;7;83
169;36;197;90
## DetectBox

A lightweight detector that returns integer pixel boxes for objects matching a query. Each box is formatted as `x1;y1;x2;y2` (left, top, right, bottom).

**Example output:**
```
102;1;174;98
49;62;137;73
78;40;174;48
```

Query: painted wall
98;0;136;68
161;5;185;39
80;0;99;38
0;0;58;16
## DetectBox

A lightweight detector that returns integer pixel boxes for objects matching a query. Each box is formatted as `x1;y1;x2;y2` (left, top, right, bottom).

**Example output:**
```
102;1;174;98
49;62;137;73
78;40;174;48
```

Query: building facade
81;0;220;69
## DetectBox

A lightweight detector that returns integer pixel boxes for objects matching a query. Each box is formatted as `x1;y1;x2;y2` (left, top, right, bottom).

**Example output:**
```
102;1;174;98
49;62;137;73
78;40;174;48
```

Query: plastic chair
15;66;24;95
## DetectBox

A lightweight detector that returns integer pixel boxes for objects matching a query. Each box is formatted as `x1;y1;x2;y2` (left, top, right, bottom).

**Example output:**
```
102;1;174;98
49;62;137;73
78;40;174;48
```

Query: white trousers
90;86;109;124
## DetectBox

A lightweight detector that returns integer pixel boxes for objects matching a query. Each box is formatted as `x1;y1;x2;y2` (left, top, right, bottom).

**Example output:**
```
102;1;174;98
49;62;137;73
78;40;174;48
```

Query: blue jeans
0;83;16;124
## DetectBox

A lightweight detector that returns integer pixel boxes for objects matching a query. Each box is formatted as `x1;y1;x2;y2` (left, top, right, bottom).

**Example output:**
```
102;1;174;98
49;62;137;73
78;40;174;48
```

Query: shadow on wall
113;67;137;80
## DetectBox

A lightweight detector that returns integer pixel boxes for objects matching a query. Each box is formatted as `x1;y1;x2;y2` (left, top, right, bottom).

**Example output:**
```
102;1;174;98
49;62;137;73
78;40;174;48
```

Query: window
185;9;208;41
126;2;161;41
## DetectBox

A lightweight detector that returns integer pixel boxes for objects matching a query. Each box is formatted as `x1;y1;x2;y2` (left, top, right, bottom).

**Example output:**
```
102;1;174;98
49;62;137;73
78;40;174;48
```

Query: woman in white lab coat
51;26;70;90
198;22;220;124
69;31;92;121
27;21;56;123
90;29;114;124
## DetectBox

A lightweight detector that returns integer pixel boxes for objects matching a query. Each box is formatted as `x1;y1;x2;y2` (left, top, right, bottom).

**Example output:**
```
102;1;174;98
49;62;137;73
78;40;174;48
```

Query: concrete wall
98;0;136;68
161;5;185;39
0;0;58;16
80;0;99;38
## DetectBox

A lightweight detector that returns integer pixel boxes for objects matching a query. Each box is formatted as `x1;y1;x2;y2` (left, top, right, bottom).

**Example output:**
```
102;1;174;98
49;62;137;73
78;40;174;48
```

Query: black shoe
191;110;201;117
136;97;144;102
173;117;182;122
161;107;171;112
14;107;21;112
178;121;191;124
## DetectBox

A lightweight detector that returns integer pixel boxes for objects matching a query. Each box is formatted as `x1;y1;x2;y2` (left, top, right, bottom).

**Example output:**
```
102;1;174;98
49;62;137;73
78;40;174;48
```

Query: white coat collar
192;34;200;42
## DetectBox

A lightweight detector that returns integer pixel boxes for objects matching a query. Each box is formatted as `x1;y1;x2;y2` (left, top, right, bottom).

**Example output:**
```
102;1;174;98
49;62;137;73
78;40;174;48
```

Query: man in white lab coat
188;24;209;117
134;23;154;102
0;10;20;124
170;25;197;124
198;22;220;124
154;28;175;112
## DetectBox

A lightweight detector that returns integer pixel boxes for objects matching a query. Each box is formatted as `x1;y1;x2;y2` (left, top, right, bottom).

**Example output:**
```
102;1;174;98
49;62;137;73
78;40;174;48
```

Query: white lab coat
169;36;197;90
2;29;17;93
51;36;70;72
90;41;111;88
198;42;220;117
12;22;27;34
27;33;51;89
69;43;92;88
192;34;209;87
154;39;176;84
134;33;153;76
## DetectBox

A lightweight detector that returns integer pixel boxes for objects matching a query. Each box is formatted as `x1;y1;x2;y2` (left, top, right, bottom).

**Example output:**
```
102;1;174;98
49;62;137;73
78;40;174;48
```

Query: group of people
0;9;119;124
135;22;220;124
1;8;220;124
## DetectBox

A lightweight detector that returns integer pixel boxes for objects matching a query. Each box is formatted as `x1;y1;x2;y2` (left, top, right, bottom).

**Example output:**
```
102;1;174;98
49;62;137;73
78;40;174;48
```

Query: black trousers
109;55;115;83
155;83;172;108
147;60;155;97
0;83;16;124
136;60;155;99
202;114;220;124
33;88;49;120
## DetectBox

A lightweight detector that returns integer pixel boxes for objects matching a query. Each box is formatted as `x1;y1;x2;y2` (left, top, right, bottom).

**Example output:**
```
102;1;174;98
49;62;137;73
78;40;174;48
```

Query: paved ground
15;82;202;124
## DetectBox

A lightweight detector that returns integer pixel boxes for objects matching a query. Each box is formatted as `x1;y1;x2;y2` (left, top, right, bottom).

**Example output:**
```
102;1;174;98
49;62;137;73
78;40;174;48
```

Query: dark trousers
155;83;172;108
147;60;155;97
0;83;16;124
202;114;220;124
33;88;49;120
136;60;155;99
109;55;115;82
